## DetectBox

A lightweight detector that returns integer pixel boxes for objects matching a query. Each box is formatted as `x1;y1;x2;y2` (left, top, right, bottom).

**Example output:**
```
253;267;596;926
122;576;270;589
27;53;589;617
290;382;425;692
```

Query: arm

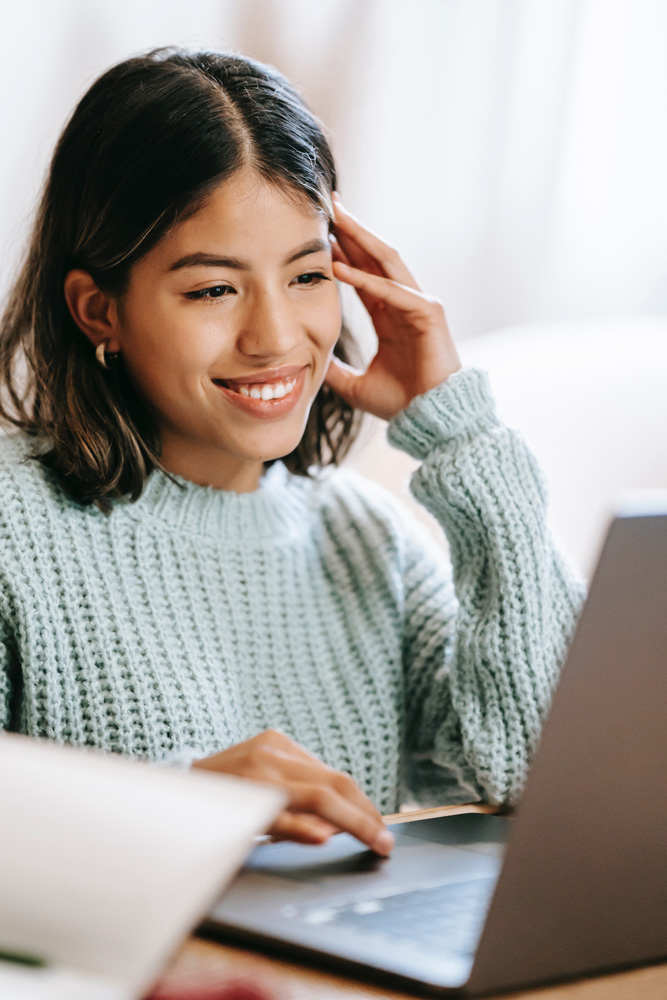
323;194;585;808
388;366;586;807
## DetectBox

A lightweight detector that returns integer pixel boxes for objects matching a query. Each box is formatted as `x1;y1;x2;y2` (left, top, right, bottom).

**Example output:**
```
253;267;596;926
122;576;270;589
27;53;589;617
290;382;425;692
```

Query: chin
234;433;304;466
242;414;312;461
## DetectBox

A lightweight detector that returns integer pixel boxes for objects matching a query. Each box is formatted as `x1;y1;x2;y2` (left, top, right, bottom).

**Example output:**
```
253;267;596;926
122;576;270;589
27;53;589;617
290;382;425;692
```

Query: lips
214;364;306;388
212;365;307;419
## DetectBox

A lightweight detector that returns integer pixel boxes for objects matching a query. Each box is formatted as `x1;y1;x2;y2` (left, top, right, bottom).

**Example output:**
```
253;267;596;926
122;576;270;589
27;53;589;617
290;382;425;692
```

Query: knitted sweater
0;367;585;812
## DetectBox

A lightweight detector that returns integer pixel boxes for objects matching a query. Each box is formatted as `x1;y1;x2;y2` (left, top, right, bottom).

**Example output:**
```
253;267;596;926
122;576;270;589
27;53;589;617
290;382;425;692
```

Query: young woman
0;47;585;857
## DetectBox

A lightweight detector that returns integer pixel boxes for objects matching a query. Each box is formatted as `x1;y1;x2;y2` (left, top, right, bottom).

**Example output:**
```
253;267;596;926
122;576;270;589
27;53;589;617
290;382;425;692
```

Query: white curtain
232;0;667;341
1;0;665;341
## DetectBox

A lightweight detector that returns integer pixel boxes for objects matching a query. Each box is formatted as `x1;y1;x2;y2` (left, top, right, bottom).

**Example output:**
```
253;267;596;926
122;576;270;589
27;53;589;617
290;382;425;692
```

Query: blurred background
1;0;666;574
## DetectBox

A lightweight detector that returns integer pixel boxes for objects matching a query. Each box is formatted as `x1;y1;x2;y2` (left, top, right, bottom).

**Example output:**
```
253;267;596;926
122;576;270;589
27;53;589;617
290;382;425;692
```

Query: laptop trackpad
206;813;508;989
243;813;508;897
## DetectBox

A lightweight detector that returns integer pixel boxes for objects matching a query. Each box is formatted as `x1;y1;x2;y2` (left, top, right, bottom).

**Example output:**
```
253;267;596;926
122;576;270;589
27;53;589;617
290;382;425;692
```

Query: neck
157;437;265;493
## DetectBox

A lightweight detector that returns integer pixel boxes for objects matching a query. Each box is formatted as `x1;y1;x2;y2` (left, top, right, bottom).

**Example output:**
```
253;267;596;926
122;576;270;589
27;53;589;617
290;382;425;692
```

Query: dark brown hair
0;47;364;513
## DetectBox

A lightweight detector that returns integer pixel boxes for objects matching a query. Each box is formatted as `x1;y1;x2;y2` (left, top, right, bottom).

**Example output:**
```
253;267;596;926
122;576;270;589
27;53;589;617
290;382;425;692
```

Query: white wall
2;0;666;338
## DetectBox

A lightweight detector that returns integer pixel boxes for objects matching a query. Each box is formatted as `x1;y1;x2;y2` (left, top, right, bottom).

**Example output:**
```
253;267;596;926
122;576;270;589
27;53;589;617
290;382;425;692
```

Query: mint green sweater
0;367;585;810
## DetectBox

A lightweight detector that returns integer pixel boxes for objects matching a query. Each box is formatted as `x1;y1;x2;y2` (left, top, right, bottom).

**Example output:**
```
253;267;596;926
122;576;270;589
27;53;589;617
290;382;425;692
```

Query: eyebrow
168;238;331;272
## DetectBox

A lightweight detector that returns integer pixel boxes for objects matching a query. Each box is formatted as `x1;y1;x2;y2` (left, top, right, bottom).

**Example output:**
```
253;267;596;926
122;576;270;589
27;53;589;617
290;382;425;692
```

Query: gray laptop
203;500;667;996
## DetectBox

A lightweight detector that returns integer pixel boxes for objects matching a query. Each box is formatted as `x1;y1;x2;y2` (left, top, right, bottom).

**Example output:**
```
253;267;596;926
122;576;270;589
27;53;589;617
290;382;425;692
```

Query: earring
96;340;120;369
95;340;109;368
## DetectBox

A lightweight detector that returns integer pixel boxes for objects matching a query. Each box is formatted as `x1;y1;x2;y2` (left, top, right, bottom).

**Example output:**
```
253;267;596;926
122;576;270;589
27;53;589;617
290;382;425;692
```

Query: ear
63;269;121;353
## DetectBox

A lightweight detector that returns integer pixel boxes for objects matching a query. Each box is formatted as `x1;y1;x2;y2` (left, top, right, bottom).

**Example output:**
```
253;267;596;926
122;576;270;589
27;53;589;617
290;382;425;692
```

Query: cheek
124;298;216;376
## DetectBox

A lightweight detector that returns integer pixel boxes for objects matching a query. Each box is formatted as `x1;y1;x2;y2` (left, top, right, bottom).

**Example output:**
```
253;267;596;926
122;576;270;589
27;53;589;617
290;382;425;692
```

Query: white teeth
224;376;298;401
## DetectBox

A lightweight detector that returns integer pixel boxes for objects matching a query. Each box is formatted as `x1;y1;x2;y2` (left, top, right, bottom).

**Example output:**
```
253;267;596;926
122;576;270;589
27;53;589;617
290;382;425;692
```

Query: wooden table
147;805;667;1000
151;936;667;1000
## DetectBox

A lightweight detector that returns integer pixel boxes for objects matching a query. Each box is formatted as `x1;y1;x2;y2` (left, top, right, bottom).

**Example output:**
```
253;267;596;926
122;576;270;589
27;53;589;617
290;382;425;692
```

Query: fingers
194;729;393;855
257;732;383;825
323;356;365;406
329;233;352;267
268;812;341;845
285;781;393;856
331;194;421;291
332;259;444;328
328;761;386;826
261;743;388;837
330;231;379;316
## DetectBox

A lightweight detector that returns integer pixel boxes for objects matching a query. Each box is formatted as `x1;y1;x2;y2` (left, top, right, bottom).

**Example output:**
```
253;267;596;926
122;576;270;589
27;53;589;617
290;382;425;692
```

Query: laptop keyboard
300;876;496;955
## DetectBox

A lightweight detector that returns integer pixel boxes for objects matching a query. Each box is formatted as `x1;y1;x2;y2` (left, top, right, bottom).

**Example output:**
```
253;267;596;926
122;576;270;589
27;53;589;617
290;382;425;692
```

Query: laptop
0;734;285;1000
203;496;667;996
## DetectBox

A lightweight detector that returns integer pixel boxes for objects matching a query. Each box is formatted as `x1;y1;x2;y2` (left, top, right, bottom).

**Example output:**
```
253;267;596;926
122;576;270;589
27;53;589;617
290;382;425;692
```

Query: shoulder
0;431;73;536
0;430;54;490
0;430;41;486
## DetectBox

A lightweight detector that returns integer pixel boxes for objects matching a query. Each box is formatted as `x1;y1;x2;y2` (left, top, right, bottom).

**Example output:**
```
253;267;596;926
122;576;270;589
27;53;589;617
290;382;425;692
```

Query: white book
0;733;285;1000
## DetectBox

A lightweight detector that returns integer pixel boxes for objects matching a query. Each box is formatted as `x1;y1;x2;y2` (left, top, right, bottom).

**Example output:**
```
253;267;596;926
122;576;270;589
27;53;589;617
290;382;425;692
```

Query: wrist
403;362;464;410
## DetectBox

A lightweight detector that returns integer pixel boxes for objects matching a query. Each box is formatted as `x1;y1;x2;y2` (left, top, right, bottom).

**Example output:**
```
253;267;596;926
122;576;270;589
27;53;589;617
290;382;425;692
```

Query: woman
0;47;585;856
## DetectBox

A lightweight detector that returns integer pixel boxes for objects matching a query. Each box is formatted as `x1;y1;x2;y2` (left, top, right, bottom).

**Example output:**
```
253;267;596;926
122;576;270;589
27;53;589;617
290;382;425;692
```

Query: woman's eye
185;285;234;301
185;273;330;302
294;272;331;287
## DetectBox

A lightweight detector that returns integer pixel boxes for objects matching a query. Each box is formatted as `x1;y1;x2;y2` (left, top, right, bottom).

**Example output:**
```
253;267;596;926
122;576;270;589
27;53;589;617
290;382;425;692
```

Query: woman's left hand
324;193;462;421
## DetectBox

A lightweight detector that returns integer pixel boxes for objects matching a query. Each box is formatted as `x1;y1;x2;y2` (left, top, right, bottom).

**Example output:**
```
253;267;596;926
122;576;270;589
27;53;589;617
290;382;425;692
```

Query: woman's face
113;168;341;491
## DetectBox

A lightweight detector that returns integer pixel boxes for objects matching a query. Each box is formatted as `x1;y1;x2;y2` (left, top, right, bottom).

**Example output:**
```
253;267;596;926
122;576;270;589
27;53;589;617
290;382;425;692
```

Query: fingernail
332;190;340;200
373;830;395;856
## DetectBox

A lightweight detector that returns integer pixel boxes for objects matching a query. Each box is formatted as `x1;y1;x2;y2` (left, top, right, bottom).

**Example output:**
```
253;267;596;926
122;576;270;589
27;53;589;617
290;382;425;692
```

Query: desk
149;805;667;1000
154;937;667;1000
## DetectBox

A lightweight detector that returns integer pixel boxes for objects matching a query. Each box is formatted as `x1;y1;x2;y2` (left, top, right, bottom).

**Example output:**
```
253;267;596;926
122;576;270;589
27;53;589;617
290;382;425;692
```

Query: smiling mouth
212;374;299;401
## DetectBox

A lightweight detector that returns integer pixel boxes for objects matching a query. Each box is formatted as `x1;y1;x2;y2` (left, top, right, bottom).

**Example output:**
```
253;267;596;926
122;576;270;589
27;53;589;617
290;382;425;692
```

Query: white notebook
0;733;285;999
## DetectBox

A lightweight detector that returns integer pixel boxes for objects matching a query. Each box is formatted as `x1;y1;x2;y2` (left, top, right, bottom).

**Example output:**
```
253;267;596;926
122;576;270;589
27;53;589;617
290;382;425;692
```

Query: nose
235;285;303;360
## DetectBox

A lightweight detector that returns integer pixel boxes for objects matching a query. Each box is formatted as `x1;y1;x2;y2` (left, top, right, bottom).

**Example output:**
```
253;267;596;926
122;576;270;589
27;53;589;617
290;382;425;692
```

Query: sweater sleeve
386;366;586;808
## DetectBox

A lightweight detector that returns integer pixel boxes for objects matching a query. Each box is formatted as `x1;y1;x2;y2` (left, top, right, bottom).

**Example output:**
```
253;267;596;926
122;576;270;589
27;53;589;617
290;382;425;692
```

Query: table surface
148;804;667;1000
153;936;667;1000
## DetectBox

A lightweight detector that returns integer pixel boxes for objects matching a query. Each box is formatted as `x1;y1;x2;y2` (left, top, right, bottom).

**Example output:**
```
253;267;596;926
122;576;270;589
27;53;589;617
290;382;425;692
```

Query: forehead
157;170;330;265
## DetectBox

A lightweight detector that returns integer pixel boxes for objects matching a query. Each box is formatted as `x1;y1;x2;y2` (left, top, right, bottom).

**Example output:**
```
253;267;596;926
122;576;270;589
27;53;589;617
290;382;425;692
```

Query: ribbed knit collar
116;460;313;542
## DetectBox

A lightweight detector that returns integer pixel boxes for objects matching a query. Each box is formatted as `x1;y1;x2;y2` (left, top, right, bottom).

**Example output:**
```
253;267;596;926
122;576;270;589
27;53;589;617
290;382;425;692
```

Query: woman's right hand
191;729;394;856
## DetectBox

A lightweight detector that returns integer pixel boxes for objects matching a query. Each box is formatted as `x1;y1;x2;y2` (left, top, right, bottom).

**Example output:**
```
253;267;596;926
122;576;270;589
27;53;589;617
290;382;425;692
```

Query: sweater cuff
386;366;499;461
152;746;202;770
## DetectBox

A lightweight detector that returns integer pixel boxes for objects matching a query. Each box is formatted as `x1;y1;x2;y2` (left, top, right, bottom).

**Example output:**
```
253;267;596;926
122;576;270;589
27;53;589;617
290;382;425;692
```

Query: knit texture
0;367;585;810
